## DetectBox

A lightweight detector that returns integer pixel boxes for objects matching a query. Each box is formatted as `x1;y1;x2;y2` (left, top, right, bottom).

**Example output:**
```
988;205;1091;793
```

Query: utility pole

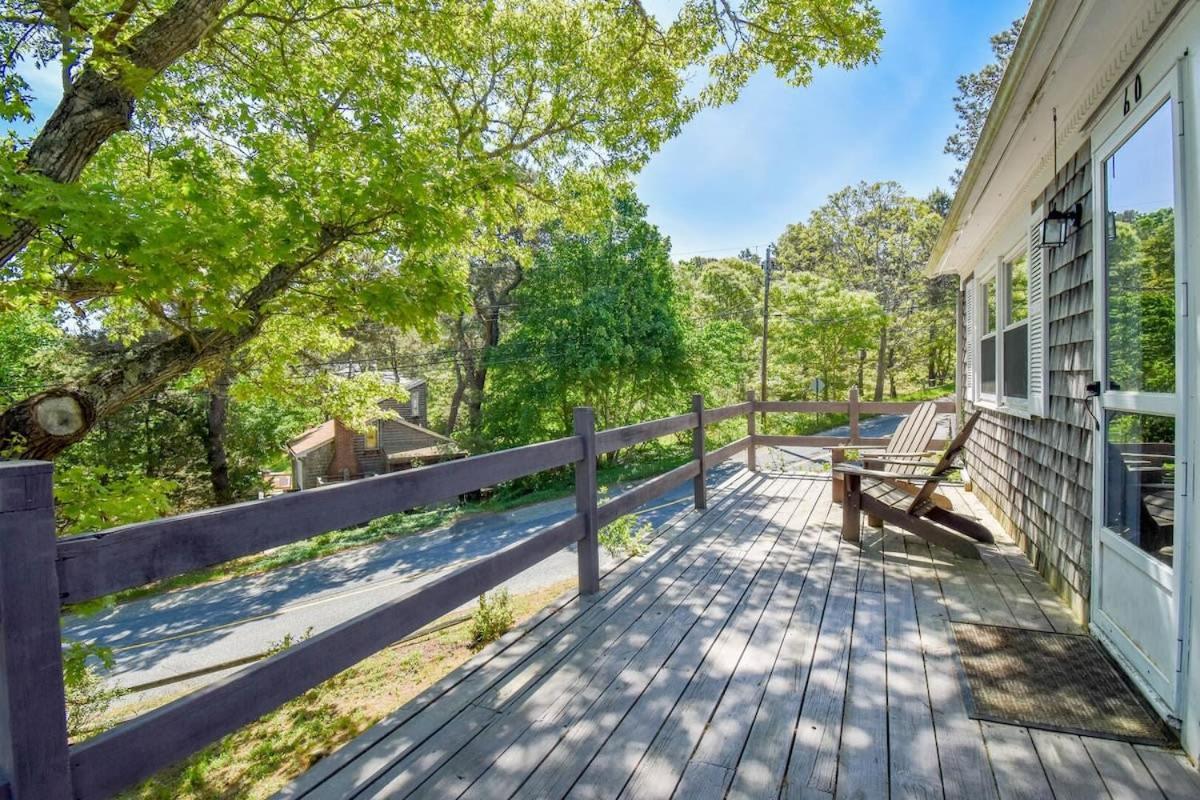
759;244;773;423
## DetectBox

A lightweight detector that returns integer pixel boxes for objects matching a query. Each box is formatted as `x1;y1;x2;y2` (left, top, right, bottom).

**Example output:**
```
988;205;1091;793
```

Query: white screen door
1093;72;1188;712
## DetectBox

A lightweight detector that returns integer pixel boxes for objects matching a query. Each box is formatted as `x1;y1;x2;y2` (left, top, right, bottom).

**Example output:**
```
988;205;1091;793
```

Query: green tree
486;187;690;443
774;181;945;400
944;17;1024;184
1;0;883;460
770;273;883;400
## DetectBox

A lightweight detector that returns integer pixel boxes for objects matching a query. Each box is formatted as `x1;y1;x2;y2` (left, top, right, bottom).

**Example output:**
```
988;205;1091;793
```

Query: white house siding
961;143;1095;620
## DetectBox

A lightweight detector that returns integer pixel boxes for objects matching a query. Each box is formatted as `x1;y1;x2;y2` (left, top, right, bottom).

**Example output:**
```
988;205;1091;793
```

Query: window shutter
1027;206;1048;416
963;275;976;402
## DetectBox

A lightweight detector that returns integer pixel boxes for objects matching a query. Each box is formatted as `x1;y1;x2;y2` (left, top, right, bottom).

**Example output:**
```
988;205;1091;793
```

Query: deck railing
0;389;952;799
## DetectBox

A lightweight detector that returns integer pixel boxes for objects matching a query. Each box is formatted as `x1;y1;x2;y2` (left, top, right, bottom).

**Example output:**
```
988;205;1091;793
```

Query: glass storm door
1093;81;1187;712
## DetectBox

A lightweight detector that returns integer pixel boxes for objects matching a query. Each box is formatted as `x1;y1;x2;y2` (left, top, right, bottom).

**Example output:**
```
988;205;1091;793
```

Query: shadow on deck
277;468;1200;800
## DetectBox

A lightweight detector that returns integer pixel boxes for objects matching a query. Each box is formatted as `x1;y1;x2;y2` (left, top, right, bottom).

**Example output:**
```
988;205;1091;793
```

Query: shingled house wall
961;142;1096;620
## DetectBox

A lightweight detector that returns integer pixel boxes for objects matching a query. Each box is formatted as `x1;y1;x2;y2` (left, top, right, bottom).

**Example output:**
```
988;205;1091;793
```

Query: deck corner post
692;394;707;510
848;385;860;443
0;461;72;800
573;407;600;595
745;390;756;472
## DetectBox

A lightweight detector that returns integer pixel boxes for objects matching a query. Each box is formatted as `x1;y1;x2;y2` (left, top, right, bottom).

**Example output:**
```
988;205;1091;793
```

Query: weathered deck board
295;471;766;800
905;538;1000;800
573;478;828;799
882;533;943;800
398;479;793;800
780;506;861;799
276;473;1198;800
980;721;1054;800
393;478;801;800
1082;737;1165;799
724;489;844;800
1028;729;1109;799
835;529;888;800
1136;745;1200;799
275;468;759;799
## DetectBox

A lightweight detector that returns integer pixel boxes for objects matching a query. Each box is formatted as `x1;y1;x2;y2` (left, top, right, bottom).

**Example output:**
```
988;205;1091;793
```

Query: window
1002;253;1029;401
1103;100;1176;395
364;424;380;450
980;277;998;397
970;222;1045;416
1103;412;1175;566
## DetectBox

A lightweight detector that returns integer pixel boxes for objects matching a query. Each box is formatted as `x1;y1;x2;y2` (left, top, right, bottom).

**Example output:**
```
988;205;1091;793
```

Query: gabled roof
287;420;336;457
385;415;455;444
926;0;1182;276
285;412;458;458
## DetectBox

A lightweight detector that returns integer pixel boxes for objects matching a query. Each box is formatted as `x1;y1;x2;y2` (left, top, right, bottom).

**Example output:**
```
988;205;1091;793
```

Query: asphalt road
65;415;920;703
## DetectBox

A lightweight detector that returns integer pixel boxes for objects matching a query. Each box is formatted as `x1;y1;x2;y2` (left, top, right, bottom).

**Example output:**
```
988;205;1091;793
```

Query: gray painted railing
0;389;950;799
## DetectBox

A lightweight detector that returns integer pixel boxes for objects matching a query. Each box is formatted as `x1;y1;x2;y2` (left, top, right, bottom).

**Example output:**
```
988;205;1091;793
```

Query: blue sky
636;0;1028;259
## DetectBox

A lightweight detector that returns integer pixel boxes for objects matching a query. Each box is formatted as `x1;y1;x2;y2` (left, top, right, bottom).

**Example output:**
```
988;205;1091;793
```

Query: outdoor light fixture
1040;203;1082;248
1039;106;1083;249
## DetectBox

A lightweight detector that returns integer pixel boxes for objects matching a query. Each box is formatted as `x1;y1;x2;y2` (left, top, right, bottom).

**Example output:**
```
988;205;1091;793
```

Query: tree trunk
0;230;342;460
466;367;486;435
205;368;234;505
0;0;230;267
873;326;888;401
446;324;467;435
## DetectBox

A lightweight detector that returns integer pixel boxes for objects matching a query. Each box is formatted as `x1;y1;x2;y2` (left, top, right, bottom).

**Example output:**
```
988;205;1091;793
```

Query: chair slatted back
908;410;982;511
888;401;940;455
874;401;943;478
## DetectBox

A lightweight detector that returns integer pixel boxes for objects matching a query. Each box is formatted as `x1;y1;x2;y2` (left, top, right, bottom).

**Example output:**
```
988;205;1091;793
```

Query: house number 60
1123;74;1143;115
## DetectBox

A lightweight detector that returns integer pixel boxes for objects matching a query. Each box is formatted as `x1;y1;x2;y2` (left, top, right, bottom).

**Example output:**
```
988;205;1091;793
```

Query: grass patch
118;578;576;800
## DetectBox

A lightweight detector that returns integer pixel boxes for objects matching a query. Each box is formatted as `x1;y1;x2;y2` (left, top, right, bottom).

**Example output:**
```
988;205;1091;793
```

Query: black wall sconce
1040;202;1082;248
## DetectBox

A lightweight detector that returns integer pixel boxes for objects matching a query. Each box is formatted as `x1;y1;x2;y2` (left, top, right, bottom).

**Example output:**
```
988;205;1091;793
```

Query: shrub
265;627;314;657
600;513;651;558
471;589;515;649
63;641;123;739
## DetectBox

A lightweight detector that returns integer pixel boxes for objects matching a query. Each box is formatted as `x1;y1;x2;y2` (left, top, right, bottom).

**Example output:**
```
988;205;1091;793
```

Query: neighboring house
286;377;461;490
928;0;1200;756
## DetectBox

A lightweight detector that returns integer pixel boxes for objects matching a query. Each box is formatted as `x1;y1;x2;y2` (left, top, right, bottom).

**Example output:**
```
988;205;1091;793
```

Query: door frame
1089;60;1192;722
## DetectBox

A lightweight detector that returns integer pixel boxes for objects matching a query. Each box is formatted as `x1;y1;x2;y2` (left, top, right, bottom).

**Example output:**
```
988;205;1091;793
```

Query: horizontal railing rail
56;436;585;606
0;387;954;799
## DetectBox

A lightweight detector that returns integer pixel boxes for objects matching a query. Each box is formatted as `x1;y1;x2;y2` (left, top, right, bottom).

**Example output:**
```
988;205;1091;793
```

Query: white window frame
977;268;1000;404
971;236;1035;418
1000;242;1031;413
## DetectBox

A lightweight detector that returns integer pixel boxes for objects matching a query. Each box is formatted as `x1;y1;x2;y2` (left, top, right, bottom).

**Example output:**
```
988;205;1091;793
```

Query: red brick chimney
327;421;360;480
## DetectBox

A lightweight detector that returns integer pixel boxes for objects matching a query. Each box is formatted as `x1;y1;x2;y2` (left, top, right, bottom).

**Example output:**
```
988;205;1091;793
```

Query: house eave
925;0;1057;278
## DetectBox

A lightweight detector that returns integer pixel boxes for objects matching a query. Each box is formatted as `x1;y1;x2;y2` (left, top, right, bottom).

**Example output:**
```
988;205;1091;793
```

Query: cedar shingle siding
298;441;334;490
963;142;1095;619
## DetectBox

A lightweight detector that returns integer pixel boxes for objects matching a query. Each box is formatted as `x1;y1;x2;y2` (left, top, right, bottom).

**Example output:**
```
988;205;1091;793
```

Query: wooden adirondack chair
829;400;945;504
836;410;992;559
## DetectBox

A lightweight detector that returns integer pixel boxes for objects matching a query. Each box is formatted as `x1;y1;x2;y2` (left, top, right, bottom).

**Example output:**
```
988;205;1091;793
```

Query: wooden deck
278;469;1200;800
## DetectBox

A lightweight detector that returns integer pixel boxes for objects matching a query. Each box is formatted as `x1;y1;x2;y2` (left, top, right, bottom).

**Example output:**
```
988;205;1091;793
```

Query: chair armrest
864;456;937;467
834;463;949;482
820;444;888;452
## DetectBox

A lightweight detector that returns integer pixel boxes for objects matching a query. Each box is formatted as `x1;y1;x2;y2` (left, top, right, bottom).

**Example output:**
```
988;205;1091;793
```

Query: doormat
952;622;1172;745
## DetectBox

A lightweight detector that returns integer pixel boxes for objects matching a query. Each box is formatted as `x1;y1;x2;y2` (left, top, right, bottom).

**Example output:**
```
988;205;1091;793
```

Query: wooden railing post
692;394;707;510
848;385;860;443
573;407;600;595
0;462;71;800
746;390;756;472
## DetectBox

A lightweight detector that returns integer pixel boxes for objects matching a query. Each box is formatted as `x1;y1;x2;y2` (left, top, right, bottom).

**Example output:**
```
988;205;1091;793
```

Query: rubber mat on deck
952;622;1171;745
